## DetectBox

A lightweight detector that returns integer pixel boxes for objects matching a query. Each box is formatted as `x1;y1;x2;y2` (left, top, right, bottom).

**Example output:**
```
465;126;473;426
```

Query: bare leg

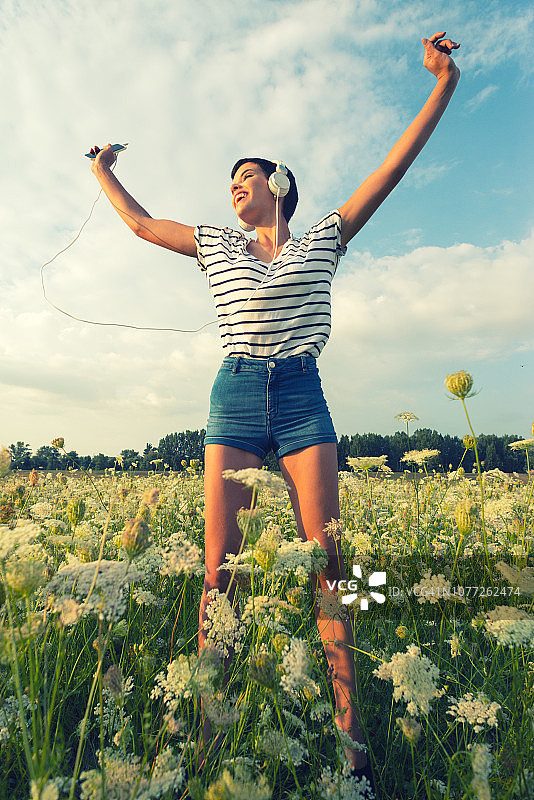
279;443;367;770
198;444;262;762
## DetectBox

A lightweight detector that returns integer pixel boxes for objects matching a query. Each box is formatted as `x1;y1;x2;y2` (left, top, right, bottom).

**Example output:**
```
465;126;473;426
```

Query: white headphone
238;160;290;232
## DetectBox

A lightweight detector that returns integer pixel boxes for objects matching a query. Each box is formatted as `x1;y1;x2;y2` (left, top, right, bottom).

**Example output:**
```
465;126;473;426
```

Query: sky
2;0;533;457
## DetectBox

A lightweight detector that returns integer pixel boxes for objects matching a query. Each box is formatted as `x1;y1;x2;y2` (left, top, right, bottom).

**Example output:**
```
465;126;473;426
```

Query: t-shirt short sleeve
307;209;347;277
194;224;210;273
194;224;245;274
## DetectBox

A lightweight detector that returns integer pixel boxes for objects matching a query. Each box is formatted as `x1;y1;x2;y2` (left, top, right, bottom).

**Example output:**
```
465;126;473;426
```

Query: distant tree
9;442;32;470
141;444;160;470
337;434;351;470
158;431;205;469
32;446;63;470
91;453;114;470
120;449;140;469
63;451;80;470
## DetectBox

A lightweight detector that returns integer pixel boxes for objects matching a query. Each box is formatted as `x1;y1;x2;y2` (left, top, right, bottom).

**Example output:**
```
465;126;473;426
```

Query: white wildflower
222;467;287;496
267;733;308;766
273;537;328;581
241;594;298;629
160;531;204;578
469;743;492;800
54;597;82;626
46;560;142;622
151;650;221;708
373;644;441;717
496;561;534;595
280;637;321;700
412;571;453;604
202;690;241;728
401;449;440;466
509;438;534;451
133;589;162;606
202;588;247;657
29;502;54;519
317;762;375;800
347;456;388;471
219;536;328;583
202;764;271;800
0;521;41;561
30;780;59;800
79;748;184;800
482;605;534;648
447;692;501;732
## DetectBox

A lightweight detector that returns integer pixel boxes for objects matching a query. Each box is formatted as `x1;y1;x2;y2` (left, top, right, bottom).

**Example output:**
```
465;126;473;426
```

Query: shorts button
268;360;276;369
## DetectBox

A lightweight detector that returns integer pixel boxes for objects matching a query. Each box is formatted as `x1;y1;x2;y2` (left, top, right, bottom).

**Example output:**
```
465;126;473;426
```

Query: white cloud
464;84;499;113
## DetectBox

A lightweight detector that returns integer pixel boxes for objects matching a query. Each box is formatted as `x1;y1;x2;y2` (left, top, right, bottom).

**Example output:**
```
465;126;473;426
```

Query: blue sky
1;0;533;455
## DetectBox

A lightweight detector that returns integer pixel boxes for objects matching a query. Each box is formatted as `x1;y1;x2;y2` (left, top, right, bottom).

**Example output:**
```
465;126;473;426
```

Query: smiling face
230;162;275;225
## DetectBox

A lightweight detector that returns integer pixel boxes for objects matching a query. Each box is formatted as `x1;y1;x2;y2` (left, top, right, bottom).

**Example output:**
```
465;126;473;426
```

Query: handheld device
85;143;128;159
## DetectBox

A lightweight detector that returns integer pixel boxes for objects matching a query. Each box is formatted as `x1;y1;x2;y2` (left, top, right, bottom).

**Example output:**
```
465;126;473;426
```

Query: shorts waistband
221;355;316;374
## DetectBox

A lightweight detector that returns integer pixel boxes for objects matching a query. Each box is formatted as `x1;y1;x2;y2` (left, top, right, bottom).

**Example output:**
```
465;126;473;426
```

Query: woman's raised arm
338;32;461;248
90;144;197;257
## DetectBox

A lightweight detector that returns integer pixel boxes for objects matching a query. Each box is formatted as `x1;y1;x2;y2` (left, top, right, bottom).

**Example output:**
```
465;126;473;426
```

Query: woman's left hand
422;32;460;81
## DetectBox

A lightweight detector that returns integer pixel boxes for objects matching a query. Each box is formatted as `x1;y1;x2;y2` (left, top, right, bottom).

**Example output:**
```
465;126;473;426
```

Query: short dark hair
230;157;298;223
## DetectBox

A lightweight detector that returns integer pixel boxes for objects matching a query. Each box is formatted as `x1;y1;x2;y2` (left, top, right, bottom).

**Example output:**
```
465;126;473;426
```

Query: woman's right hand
90;143;117;172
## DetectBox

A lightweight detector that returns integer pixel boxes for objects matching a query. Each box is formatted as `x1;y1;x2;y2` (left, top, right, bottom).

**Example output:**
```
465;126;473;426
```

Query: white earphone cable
40;161;283;333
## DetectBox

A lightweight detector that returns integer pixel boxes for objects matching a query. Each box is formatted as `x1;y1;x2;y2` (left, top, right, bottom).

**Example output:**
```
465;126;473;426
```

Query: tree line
6;428;529;473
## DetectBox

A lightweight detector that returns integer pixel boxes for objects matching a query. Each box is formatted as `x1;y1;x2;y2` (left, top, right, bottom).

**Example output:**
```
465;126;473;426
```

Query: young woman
90;32;460;787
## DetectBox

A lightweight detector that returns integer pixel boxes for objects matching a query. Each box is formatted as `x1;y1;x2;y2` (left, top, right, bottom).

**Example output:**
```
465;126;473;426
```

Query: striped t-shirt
194;210;346;358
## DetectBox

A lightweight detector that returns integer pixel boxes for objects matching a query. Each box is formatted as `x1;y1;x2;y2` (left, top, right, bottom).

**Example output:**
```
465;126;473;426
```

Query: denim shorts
204;355;337;459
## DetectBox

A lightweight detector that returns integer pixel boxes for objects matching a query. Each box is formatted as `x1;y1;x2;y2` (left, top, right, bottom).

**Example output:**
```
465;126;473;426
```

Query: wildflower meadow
1;373;533;800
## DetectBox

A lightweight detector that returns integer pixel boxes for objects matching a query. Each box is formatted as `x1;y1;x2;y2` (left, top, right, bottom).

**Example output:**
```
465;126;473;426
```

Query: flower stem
460;398;490;572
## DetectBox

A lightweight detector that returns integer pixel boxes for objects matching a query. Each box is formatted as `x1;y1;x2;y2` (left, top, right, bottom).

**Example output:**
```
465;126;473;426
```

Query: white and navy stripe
194;210;346;358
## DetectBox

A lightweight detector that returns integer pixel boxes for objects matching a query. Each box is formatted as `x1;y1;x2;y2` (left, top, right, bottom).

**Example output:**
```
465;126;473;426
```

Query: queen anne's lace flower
412;571;453;604
160;531;204;578
280;637;321;700
401;449;440;466
220;537;328;583
447;692;501;732
203;764;271;800
469;743;492;800
222;467;287;496
202;588;246;657
46;560;142;621
202;690;241;728
373;644;441;717
317;760;375;800
151;650;221;708
347;455;388;471
481;605;534;648
241;594;298;630
0;521;42;561
79;748;184;800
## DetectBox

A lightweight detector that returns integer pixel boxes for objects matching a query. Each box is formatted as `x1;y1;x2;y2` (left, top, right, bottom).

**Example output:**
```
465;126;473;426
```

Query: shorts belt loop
232;357;241;374
301;355;307;373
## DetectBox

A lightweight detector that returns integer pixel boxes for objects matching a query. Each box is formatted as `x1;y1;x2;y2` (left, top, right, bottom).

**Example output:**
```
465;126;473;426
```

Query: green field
1;404;533;799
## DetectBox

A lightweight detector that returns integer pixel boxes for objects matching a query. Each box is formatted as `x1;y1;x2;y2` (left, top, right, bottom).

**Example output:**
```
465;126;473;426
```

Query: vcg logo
326;565;387;610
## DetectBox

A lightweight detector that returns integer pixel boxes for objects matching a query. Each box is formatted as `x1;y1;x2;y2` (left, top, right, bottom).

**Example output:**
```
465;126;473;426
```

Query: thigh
204;444;263;577
278;442;340;556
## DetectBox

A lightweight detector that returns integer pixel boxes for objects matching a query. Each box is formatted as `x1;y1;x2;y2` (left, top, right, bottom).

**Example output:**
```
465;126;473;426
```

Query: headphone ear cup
238;217;255;232
268;171;290;197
